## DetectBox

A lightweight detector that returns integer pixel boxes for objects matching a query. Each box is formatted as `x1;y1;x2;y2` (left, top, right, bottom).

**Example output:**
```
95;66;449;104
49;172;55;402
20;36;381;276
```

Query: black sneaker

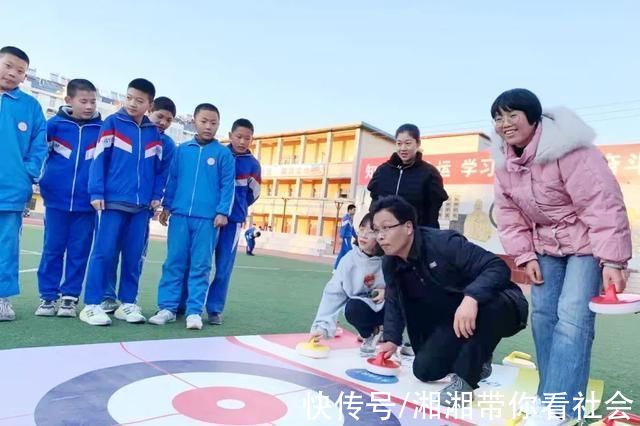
208;313;223;325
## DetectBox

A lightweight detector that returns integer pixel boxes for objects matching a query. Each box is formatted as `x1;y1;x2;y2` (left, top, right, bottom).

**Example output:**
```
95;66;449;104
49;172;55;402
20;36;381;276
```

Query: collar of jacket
388;151;423;168
187;137;217;147
56;105;102;124
228;144;253;157
1;87;21;99
115;108;155;127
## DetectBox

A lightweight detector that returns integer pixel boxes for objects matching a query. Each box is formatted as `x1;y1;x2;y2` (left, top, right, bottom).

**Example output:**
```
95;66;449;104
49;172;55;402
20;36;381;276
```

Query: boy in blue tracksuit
245;226;260;255
205;118;261;325
334;204;357;270
149;103;235;330
0;46;47;321
101;96;177;313
36;79;102;318
80;78;164;326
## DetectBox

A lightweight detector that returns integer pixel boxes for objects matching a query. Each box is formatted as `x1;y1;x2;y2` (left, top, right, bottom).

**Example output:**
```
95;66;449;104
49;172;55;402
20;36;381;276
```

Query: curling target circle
35;360;401;425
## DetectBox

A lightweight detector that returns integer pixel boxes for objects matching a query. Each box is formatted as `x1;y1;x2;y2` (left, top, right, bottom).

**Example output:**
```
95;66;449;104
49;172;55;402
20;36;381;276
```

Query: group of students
0;45;261;330
309;90;632;425
1;43;634;425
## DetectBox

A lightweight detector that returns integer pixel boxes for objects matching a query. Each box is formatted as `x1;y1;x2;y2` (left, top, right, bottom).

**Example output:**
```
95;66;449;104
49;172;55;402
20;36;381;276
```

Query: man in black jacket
371;196;528;407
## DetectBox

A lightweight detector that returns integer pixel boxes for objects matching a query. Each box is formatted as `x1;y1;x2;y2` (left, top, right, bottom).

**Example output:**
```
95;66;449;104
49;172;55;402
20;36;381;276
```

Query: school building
247;122;395;239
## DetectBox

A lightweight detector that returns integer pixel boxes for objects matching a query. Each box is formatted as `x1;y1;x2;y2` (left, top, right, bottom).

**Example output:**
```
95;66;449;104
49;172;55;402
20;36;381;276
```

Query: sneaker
114;303;146;323
56;296;78;318
480;357;493;380
149;309;177;325
100;299;119;314
35;299;57;317
186;314;203;330
208;313;223;325
440;374;474;407
0;298;16;321
522;407;573;426
79;305;112;326
400;342;414;357
359;330;381;357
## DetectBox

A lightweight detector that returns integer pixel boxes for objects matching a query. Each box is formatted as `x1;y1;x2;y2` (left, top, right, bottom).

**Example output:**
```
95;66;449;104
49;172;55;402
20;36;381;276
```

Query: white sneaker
114;303;146;323
359;329;381;357
79;305;112;326
149;309;177;325
56;296;78;318
0;298;16;321
186;314;203;330
35;299;57;316
522;408;573;426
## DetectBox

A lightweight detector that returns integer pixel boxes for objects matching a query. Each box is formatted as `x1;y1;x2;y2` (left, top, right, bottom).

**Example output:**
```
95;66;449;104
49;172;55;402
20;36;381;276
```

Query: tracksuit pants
83;209;149;305
205;222;242;315
37;207;95;300
157;215;218;316
103;212;153;301
0;211;22;298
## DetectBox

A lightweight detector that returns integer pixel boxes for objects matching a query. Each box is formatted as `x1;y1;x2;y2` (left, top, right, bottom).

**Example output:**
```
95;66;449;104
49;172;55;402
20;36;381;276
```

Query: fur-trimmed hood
491;107;596;168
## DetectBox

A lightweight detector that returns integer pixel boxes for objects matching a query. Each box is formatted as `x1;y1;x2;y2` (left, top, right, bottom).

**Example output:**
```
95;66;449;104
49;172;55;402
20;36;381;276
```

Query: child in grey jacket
310;213;385;356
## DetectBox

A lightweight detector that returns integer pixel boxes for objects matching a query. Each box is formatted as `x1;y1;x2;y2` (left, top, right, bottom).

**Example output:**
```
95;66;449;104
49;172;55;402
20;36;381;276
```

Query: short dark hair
358;212;373;228
490;88;542;125
231;118;254;133
194;103;220;118
0;46;29;65
395;123;420;142
66;79;97;98
152;96;176;116
370;195;417;229
128;78;155;102
347;204;356;211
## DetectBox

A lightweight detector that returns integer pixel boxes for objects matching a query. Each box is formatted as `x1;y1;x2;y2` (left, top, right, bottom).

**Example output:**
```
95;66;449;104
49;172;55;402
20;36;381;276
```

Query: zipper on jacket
188;146;203;216
395;167;404;195
68;124;83;211
137;126;142;205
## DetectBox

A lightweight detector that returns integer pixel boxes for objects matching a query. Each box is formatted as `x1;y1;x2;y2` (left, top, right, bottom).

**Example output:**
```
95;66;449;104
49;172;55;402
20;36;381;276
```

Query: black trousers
344;298;385;338
406;293;521;388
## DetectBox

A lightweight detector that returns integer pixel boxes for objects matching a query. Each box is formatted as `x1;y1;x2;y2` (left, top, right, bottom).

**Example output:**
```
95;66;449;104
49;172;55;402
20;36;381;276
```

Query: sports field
5;224;638;406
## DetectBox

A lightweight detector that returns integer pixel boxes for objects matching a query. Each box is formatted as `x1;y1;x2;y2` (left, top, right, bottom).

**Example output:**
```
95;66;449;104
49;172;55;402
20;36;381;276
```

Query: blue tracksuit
334;213;357;269
0;88;47;298
245;227;258;254
83;109;164;305
157;138;235;316
103;131;176;301
37;107;102;300
205;146;261;315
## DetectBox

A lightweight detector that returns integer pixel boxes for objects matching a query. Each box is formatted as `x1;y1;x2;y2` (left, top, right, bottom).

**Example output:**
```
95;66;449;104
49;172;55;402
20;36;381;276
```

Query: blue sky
3;0;639;142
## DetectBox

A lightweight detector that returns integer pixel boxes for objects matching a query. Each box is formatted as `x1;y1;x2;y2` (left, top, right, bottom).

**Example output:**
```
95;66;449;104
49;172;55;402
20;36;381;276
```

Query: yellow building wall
421;134;490;155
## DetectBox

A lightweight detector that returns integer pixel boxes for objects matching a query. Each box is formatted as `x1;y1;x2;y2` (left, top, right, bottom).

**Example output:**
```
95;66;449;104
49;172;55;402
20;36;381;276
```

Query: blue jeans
532;255;601;418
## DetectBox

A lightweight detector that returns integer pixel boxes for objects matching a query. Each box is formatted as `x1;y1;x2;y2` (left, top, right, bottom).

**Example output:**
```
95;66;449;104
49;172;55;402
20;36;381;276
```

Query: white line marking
19;268;38;273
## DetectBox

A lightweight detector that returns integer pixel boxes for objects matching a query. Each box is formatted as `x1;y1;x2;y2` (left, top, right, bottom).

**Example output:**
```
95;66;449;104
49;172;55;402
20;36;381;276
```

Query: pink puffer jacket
492;107;632;267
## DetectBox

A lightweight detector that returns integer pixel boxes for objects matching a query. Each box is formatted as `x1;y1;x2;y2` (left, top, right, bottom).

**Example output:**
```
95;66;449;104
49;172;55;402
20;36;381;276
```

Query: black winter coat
367;152;448;228
381;227;528;345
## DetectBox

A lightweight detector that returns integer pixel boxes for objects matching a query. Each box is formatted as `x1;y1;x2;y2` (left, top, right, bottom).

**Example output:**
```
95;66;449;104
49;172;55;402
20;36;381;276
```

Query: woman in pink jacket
491;88;632;425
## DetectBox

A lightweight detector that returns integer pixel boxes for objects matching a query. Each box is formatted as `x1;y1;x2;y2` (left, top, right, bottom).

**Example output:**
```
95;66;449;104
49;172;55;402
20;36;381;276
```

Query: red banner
358;144;640;186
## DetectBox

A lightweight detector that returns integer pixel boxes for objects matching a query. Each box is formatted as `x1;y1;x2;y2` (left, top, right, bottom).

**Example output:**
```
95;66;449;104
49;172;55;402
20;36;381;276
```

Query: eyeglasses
493;112;523;126
371;222;403;236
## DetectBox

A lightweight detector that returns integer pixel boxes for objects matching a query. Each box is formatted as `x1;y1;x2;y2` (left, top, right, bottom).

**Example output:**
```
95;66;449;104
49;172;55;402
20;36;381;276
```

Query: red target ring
172;386;288;425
